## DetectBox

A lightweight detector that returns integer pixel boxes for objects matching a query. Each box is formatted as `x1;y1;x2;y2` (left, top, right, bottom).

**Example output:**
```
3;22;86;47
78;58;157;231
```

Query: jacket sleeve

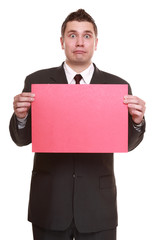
9;76;32;146
128;114;146;151
9;110;31;146
127;83;146;151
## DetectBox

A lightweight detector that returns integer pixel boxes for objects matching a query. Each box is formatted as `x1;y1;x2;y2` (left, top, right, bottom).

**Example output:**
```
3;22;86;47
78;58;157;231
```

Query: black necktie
74;74;82;84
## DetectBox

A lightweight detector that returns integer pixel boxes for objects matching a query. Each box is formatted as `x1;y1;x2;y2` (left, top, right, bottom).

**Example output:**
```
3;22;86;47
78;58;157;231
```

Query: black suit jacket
9;63;145;233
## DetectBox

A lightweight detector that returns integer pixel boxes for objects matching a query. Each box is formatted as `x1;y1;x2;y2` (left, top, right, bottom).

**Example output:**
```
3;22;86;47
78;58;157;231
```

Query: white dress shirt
63;62;94;85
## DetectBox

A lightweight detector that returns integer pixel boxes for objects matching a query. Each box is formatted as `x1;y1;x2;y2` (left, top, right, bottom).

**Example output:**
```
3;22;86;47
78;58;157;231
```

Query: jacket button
73;173;76;178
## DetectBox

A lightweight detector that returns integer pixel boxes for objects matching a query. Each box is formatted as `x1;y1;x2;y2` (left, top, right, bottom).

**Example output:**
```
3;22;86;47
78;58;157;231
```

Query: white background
1;0;160;239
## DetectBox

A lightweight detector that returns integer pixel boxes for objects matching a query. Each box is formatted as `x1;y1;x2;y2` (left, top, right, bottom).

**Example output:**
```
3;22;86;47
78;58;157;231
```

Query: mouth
73;50;86;54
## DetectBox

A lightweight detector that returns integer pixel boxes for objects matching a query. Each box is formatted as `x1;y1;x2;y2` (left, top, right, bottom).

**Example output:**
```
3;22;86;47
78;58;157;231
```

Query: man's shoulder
26;65;61;80
93;65;132;93
23;64;64;91
98;68;129;85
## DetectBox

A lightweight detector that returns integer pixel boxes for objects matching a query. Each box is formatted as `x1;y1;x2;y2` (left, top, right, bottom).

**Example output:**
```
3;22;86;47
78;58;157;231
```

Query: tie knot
74;74;82;84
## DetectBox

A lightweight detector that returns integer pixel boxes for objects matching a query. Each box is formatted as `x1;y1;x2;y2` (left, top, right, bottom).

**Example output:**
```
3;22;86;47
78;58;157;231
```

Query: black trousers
32;220;116;240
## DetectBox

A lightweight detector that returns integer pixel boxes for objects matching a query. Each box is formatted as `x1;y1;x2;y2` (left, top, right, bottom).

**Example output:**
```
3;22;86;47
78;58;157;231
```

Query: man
10;9;146;240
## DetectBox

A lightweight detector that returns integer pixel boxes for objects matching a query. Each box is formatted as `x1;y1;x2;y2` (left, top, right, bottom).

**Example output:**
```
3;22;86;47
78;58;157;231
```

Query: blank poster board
31;84;128;153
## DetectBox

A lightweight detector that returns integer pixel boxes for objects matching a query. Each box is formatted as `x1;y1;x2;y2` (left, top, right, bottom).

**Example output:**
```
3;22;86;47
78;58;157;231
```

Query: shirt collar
63;62;94;84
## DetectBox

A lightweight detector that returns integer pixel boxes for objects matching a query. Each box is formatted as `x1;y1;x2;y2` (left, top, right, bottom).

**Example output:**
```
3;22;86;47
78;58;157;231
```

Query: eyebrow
67;30;94;35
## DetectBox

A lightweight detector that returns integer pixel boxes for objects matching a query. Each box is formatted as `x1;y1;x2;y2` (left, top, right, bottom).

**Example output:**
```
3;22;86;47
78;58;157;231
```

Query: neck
65;60;92;73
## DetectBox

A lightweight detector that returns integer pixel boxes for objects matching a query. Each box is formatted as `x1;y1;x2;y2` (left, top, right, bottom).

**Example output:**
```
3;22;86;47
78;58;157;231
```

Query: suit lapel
50;62;105;85
50;62;68;84
90;64;106;84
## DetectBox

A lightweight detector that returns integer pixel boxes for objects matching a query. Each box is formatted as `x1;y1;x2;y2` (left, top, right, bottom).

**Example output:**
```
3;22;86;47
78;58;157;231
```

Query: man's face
60;21;98;67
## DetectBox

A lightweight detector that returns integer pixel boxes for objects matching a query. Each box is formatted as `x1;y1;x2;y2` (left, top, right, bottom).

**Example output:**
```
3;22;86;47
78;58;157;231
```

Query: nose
76;36;84;47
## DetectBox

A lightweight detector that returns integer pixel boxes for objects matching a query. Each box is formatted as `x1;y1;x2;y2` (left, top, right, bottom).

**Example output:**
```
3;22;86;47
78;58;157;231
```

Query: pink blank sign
31;84;128;153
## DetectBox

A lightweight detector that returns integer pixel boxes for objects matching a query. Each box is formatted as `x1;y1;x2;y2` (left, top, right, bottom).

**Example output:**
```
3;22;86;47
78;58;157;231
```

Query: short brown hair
61;9;98;37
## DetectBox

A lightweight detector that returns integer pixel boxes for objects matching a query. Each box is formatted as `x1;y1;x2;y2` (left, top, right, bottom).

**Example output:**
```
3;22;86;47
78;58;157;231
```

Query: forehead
65;21;95;34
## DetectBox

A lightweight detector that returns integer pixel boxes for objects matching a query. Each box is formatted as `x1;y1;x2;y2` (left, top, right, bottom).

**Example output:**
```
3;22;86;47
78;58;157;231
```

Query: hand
124;95;146;124
13;92;35;119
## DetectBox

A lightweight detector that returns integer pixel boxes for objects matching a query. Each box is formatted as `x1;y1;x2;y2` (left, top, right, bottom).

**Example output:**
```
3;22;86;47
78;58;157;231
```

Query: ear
60;37;65;49
95;38;98;51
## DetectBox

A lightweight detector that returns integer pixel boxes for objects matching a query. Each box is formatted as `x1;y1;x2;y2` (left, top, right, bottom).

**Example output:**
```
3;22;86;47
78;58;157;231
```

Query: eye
70;34;76;38
84;34;90;39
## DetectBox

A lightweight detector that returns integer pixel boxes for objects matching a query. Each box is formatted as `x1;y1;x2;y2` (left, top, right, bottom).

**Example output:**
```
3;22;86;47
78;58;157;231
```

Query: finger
129;108;144;116
18;96;35;102
21;92;35;97
15;107;29;113
128;103;144;112
124;95;145;106
14;95;35;103
124;95;137;100
14;101;31;109
14;92;35;102
124;95;139;104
